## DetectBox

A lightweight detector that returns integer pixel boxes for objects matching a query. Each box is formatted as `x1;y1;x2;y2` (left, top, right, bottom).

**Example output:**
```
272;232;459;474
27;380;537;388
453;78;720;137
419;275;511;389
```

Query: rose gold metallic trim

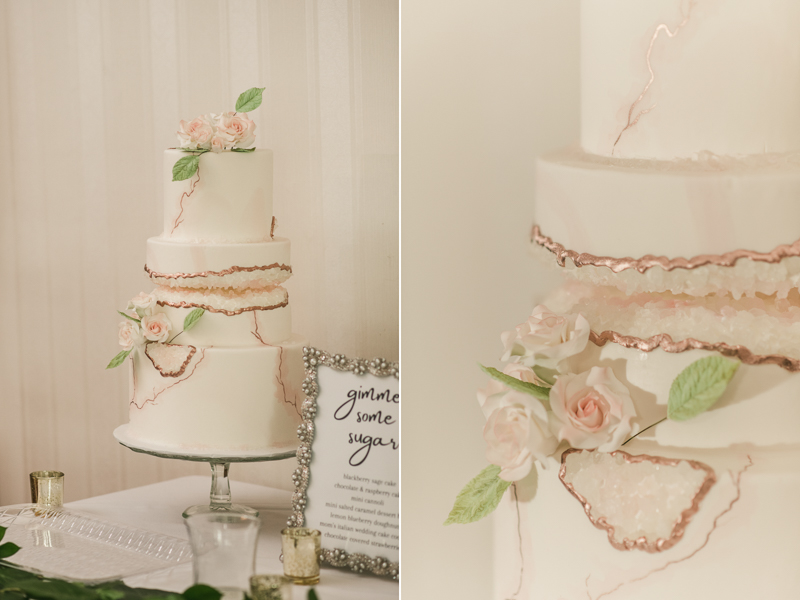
145;262;292;280
588;457;753;600
144;343;197;377
131;348;207;409
271;216;277;239
532;225;800;274
611;1;696;155
590;329;800;372
558;448;716;553
171;168;201;234
157;298;288;316
251;312;267;345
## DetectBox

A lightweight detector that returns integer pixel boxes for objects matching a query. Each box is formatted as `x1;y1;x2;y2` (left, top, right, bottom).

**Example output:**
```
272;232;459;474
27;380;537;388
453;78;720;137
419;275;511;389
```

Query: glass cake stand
113;424;296;518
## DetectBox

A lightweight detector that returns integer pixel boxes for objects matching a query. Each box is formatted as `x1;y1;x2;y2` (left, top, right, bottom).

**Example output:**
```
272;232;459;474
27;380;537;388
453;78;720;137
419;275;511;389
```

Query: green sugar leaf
183;308;205;332
479;364;550;401
172;154;201;182
182;584;222;600
235;87;265;113
0;543;17;560
95;590;126;600
117;310;141;323
668;356;740;421
307;590;320;600
444;464;513;525
106;349;132;370
231;147;256;152
0;525;5;543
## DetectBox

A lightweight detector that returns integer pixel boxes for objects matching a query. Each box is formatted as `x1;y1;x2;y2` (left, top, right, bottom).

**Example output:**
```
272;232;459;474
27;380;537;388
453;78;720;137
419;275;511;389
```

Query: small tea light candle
281;528;321;585
29;471;64;509
249;574;293;600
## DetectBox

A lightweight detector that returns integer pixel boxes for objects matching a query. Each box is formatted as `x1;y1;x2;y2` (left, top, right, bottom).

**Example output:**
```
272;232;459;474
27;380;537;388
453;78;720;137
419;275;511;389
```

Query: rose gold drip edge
558;448;717;554
532;225;800;274
144;343;198;378
590;329;800;372
145;262;292;280
157;298;289;316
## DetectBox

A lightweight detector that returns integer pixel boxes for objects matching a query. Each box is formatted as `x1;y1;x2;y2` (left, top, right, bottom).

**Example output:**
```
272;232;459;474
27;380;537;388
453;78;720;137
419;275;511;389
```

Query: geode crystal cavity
559;449;716;552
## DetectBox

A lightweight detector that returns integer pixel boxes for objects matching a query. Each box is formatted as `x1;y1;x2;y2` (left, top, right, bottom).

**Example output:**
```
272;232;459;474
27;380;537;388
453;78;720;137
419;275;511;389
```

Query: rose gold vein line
611;0;695;154
131;348;207;409
270;216;277;239
512;483;524;599
170;168;201;234
558;448;717;553
156;299;288;316
144;343;197;377
251;312;268;345
590;329;800;372
590;457;752;600
145;262;292;280
532;226;800;273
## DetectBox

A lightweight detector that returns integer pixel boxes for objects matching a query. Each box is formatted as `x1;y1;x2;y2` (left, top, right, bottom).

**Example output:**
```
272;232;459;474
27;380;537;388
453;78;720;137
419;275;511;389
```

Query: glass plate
0;504;192;583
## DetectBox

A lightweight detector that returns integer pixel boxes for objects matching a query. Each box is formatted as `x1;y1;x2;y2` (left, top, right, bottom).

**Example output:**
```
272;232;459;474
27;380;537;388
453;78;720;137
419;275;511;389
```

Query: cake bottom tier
126;334;306;453
493;443;800;600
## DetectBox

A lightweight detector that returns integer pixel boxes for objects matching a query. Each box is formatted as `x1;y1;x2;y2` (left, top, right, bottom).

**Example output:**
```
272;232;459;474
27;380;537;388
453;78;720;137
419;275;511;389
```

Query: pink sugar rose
501;305;590;371
210;134;229;153
127;292;156;316
118;320;143;350
548;367;638;452
177;115;215;150
216;111;256;148
141;313;172;343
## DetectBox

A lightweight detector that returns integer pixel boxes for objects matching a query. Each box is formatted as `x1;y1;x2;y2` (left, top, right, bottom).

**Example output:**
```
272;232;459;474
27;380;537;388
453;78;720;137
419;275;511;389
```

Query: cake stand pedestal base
113;424;296;518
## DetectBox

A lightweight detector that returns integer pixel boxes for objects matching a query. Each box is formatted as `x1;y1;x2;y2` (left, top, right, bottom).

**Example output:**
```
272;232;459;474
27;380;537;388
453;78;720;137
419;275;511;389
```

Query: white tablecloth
66;476;398;600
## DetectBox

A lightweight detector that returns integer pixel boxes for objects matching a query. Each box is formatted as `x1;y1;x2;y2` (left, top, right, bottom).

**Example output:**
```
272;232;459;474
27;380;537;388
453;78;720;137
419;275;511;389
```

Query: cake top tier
161;148;274;244
581;0;800;160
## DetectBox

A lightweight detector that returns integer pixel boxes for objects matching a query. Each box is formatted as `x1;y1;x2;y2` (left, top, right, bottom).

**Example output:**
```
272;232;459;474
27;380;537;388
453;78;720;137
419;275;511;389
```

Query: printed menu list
318;474;399;554
303;367;400;562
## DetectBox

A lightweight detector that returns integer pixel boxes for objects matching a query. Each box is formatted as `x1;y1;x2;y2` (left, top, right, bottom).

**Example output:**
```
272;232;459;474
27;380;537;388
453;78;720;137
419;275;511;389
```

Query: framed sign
289;347;399;579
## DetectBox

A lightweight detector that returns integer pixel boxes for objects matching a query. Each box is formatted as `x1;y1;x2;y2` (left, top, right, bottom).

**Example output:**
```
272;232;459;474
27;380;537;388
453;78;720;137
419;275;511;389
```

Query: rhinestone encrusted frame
288;346;399;580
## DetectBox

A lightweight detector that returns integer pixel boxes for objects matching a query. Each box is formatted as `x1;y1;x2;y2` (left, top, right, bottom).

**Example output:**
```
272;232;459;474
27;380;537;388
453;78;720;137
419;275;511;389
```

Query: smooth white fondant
154;303;292;347
127;335;305;452
581;0;800;159
493;445;800;599
146;237;291;289
162;149;274;243
535;148;800;259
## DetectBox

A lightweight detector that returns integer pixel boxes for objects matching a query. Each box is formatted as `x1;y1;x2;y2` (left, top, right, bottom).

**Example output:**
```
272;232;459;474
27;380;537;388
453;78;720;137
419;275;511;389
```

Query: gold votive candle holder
280;528;321;585
29;471;64;509
249;574;293;600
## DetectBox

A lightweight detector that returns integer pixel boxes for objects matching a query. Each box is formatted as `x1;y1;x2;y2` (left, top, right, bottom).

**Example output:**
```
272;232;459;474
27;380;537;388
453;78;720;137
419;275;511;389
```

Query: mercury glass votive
249;574;293;600
280;528;321;585
29;471;64;509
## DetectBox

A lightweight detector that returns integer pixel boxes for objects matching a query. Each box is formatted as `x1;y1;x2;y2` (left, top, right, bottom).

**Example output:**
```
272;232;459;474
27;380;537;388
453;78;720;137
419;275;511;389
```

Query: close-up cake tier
127;334;306;453
533;148;800;296
162;149;274;243
146;237;292;289
581;0;800;159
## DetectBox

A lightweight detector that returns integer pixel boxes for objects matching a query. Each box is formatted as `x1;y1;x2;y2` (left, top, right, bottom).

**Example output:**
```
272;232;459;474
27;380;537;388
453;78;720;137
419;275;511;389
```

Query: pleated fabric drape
0;0;398;504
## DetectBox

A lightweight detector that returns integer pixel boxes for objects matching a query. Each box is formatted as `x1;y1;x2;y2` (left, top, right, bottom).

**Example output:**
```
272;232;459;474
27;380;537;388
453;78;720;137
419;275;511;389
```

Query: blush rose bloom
128;292;156;316
216;111;256;148
548;367;638;452
210;134;230;153
177;115;215;150
141;313;172;343
118;321;144;350
501;305;590;371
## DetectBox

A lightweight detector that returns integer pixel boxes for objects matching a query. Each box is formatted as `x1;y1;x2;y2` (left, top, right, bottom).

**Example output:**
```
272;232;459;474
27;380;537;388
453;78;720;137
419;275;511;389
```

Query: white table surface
65;476;398;600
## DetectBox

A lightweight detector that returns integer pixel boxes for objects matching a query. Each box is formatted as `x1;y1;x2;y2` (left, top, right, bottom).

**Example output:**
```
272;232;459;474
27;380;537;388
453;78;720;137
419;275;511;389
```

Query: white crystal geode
559;449;716;552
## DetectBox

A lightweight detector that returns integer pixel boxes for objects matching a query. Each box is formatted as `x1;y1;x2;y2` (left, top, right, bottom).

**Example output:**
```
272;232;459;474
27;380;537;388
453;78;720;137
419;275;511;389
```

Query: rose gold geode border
144;343;197;377
144;262;292;281
590;329;800;372
532;225;800;274
558;448;717;553
157;298;289;316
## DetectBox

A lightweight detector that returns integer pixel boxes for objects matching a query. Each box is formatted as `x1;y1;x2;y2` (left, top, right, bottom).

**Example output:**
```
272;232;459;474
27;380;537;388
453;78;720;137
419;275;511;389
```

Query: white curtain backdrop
0;0;398;505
